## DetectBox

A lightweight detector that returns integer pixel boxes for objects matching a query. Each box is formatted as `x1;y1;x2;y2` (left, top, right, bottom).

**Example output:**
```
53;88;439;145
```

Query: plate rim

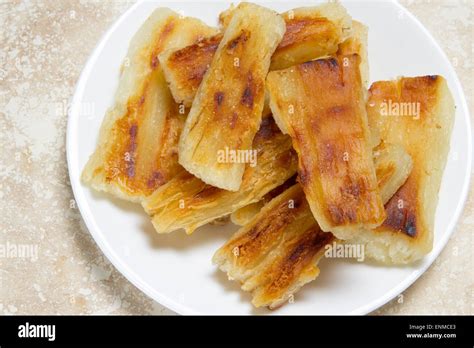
66;0;472;315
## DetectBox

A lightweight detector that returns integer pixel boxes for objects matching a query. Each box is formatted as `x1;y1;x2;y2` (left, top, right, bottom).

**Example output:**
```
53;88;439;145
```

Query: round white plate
67;0;472;315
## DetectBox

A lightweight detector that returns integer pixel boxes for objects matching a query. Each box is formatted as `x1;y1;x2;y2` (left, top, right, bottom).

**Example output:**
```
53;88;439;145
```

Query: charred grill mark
138;95;145;106
193;185;221;200
235;194;306;261
214;91;225;107
227;30;249;51
298;164;310;187
321;151;369;224
328;57;339;68
170;34;222;85
241;87;253;107
253;117;280;141
129;124;137;143
147;171;165;189
199;36;222;50
172;34;222;62
188;66;209;82
248;195;305;236
425;75;438;83
241;73;255;108
404;214;417;237
384;205;408;233
327;203;357;224
327;105;347;116
300;60;316;70
286;227;333;263
263;227;334;296
277;16;336;55
278;17;327;49
151;56;159;69
230;112;238;129
150;20;176;69
320;143;336;170
309;117;320;135
244;217;286;247
342;182;362;199
263;176;298;201
126;124;138;178
105;114;136;183
383;195;418;238
287;242;308;263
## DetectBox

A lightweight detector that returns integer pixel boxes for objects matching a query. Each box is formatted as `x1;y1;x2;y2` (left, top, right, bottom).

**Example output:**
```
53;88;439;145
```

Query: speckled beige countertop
0;0;472;315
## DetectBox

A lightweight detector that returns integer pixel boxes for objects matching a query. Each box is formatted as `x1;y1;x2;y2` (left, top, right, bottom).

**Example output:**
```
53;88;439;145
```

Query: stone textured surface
0;0;472;315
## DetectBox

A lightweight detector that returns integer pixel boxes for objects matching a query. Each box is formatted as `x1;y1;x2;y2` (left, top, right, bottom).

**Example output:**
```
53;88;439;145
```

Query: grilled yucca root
337;19;381;148
231;142;411;226
373;143;413;205
230;176;297;226
213;143;412;308
230;22;371;227
143;117;298;234
229;202;265;227
349;76;455;264
267;54;386;236
160;2;351;107
159;33;223;107
338;20;369;89
81;9;217;202
271;4;352;70
213;184;335;309
178;3;285;191
220;3;352;70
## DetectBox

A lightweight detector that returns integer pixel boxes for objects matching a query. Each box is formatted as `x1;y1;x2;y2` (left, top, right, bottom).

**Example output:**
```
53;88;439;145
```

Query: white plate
67;0;472;315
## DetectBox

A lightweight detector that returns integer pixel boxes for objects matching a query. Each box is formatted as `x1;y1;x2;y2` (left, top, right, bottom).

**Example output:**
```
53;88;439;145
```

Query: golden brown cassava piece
231;141;412;227
336;19;384;150
213;143;413;308
159;33;223;107
231;19;372;227
229;201;265;226
267;55;386;236
351;76;455;264
373;143;413;205
160;2;351;107
213;184;335;309
81;9;217;202
337;20;369;88
337;19;384;150
142;117;297;234
178;2;286;191
218;3;235;28
270;3;352;70
230;176;297;226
